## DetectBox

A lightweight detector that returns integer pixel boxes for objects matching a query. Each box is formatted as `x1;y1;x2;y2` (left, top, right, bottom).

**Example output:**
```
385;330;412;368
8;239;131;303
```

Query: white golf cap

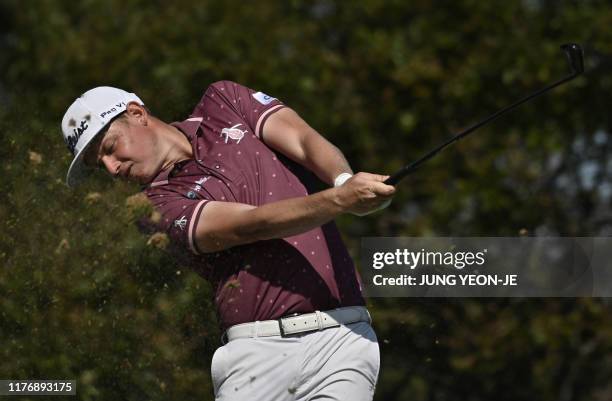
61;86;144;187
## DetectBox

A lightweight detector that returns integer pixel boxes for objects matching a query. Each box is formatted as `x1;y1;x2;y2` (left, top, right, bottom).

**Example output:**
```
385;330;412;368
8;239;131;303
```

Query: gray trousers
211;321;380;400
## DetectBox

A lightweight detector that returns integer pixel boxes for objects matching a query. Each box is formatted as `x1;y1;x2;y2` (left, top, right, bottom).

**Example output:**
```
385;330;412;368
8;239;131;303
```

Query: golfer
60;82;395;400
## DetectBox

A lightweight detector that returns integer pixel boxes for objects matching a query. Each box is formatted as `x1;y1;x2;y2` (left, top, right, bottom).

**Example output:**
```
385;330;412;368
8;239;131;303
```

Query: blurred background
1;1;612;400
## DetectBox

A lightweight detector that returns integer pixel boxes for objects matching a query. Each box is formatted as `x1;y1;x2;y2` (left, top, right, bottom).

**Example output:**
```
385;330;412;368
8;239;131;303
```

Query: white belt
222;306;371;344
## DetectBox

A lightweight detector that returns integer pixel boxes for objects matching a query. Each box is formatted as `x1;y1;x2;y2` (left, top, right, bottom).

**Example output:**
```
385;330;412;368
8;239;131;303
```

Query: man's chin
121;172;150;185
132;176;151;186
134;172;156;186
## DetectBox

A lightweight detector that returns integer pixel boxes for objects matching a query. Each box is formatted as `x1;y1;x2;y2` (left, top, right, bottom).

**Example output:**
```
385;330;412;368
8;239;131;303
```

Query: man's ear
125;102;148;126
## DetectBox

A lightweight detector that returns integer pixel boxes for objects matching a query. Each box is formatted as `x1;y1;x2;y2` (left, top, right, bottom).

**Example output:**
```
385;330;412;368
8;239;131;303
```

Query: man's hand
334;172;395;216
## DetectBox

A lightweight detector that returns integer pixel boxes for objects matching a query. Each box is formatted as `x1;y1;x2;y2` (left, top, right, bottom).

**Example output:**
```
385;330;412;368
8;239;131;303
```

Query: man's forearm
238;187;344;241
300;133;353;186
197;187;346;252
195;172;395;252
262;108;353;185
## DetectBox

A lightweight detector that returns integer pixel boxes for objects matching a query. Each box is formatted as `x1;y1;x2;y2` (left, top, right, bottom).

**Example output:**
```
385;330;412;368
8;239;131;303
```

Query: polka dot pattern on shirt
145;81;364;331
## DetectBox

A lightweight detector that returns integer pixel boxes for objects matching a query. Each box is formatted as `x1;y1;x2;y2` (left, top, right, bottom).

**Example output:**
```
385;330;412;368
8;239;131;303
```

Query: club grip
384;173;403;186
384;165;417;185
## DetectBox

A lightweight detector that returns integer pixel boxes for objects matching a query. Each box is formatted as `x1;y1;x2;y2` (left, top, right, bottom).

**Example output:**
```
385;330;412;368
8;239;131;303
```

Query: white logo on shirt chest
221;123;247;144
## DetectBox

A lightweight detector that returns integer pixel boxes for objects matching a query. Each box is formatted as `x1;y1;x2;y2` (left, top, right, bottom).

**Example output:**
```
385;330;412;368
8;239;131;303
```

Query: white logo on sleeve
174;216;187;231
221;123;247;144
252;91;276;105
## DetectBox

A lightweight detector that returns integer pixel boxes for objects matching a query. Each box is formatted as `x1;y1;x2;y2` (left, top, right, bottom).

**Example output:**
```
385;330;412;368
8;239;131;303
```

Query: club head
561;43;584;76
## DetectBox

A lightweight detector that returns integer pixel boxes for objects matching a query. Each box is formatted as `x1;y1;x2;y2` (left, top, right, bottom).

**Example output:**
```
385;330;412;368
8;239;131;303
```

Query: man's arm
261;107;352;186
194;172;395;252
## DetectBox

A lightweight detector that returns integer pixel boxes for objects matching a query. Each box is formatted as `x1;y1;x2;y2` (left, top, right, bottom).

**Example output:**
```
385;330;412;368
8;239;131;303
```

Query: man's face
84;111;162;185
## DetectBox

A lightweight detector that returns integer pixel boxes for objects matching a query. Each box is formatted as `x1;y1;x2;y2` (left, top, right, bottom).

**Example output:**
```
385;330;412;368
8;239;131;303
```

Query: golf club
384;43;584;186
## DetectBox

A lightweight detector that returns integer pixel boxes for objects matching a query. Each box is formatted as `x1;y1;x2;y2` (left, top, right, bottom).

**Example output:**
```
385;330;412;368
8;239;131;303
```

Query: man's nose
101;155;120;177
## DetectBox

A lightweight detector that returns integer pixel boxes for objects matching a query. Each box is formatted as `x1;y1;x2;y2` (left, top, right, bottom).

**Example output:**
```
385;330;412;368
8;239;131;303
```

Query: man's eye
102;143;112;156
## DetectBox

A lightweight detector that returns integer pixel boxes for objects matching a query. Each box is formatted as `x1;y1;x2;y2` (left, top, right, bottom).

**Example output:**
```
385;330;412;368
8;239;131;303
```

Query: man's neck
157;120;194;172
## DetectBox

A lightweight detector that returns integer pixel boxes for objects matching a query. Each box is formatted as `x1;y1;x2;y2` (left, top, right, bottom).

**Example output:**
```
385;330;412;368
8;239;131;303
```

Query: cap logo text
100;102;126;119
66;119;88;154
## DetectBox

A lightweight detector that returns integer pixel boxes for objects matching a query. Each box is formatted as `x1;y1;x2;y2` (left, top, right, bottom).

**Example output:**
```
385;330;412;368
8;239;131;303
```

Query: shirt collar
171;117;203;141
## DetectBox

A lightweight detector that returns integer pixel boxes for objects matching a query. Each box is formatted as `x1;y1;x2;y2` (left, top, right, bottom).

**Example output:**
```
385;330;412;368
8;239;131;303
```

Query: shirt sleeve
145;189;210;255
209;80;286;138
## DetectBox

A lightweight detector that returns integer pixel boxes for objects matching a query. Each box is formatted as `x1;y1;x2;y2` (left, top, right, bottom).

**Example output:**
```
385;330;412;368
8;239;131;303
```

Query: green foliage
2;1;612;400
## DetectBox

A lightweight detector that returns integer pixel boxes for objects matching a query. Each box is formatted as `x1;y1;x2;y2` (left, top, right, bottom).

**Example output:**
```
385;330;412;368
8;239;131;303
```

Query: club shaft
385;73;577;185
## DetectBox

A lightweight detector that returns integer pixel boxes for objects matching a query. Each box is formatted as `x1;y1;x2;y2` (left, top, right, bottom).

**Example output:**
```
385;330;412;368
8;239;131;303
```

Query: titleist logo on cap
65;116;90;155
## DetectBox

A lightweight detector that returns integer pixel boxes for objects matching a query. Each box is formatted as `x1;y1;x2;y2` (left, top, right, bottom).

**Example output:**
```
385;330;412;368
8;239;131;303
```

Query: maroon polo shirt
143;81;365;330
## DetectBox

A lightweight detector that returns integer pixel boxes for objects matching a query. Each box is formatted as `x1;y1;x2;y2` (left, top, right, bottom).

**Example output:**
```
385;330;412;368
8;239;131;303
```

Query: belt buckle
278;312;300;337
